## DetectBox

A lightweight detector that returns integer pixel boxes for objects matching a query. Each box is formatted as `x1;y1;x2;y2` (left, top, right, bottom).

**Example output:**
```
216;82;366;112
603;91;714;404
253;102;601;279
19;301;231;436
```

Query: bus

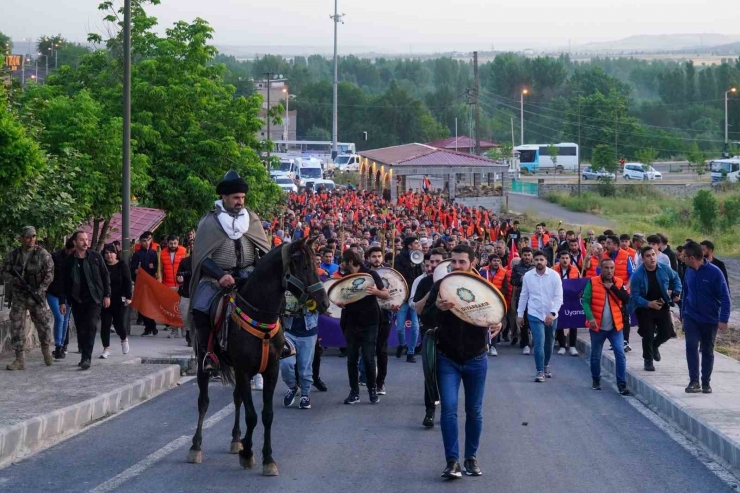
514;143;579;173
273;140;356;159
710;158;740;183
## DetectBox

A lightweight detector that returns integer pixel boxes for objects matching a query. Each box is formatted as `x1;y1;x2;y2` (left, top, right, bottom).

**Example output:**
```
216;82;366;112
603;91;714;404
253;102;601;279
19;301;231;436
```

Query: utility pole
577;91;582;196
473;51;481;156
264;72;274;163
330;0;344;160
122;0;132;263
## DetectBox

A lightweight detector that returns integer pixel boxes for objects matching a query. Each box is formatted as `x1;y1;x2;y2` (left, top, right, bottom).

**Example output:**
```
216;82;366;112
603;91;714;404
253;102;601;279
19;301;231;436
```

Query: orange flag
131;267;184;327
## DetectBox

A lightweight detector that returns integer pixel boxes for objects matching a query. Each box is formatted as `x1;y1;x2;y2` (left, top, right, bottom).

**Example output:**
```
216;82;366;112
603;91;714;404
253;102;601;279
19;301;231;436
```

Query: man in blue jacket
628;246;681;372
680;241;731;394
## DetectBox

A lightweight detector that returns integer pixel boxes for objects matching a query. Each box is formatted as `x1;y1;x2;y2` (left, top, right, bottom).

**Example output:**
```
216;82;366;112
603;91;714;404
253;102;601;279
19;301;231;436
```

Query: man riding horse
189;170;271;372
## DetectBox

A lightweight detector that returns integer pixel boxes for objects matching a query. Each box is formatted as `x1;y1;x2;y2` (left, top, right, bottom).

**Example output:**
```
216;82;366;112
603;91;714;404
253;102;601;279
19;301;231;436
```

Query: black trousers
71;301;102;362
345;325;378;393
141;315;157;334
376;318;391;387
556;328;578;348
312;338;323;380
636;307;674;363
101;301;128;347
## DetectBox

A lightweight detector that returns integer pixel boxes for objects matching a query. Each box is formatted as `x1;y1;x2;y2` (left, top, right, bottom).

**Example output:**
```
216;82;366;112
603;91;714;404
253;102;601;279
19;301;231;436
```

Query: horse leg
187;364;209;464
230;383;243;454
238;371;257;469
261;364;279;476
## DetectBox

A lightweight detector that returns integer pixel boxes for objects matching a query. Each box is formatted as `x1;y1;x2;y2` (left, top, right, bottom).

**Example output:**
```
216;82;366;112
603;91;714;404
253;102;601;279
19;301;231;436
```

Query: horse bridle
281;243;324;310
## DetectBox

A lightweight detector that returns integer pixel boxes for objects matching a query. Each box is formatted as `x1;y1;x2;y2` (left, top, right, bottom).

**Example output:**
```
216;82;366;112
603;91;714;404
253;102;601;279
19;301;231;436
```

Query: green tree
0;31;11;55
686;142;706;176
305;125;331;141
635;148;658;168
592;144;617;174
692;189;719;232
547;143;560;171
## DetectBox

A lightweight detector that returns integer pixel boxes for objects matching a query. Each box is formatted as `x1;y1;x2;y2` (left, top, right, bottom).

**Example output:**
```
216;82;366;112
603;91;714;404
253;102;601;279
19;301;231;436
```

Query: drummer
421;244;502;479
365;246;397;395
334;249;389;405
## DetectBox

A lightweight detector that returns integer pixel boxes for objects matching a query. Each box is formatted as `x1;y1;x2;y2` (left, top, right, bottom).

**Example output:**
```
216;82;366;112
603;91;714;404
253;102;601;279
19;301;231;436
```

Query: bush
692;189;719;232
655;207;691;228
596;180;616;197
722;196;740;227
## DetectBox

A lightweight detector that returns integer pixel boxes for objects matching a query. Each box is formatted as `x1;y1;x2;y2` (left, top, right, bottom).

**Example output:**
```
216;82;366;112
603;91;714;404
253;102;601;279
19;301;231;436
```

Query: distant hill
573;34;740;53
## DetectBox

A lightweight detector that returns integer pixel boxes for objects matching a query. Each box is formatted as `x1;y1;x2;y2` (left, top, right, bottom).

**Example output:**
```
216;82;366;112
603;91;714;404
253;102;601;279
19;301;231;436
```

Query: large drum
284;291;301;315
323;279;342;319
327;273;375;306
433;259;453;282
375;267;408;310
438;271;508;327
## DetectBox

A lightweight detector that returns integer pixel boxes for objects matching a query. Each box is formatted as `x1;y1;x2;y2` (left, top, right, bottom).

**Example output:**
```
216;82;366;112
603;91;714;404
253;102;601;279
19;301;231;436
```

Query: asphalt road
0;347;734;493
507;194;615;227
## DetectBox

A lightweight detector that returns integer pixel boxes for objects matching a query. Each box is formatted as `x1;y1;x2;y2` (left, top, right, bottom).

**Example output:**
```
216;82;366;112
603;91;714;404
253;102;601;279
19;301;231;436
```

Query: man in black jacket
130;233;159;336
510;247;535;353
393;236;423;361
422;244;502;479
59;231;111;370
336;249;389;405
176;242;194;347
48;238;74;358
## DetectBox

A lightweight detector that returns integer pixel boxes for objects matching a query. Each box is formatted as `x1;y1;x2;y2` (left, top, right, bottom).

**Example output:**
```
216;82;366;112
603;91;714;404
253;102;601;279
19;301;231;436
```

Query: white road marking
178;376;196;385
88;404;235;493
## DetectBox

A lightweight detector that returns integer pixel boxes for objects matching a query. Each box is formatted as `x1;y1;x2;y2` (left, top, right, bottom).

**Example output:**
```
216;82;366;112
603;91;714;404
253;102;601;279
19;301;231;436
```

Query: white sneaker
489;346;498;357
522;346;531;355
167;331;174;339
173;328;180;338
121;339;130;354
557;347;566;355
100;348;111;359
569;347;579;356
252;374;264;391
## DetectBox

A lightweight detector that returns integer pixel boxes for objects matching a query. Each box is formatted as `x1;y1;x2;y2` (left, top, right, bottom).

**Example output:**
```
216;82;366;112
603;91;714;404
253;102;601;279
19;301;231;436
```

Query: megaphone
410;249;424;265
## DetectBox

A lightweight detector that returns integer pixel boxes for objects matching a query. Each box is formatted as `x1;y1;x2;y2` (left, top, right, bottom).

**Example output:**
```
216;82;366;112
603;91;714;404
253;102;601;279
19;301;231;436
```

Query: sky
2;0;739;54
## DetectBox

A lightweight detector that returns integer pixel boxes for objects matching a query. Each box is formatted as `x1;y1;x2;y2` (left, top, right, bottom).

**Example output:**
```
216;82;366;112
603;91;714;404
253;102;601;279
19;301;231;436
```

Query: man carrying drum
422;245;502;479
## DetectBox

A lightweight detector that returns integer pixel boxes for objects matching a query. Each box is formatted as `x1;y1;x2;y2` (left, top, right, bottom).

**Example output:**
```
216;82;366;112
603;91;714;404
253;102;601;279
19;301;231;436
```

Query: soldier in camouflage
2;226;55;370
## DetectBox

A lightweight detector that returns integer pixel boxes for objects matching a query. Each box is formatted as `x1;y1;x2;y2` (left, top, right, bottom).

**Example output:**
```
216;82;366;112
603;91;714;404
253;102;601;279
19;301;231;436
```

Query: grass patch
543;186;740;256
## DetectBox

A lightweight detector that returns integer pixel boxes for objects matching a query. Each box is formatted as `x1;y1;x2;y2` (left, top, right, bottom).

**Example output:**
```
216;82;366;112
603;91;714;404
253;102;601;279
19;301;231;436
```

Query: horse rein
280;243;325;311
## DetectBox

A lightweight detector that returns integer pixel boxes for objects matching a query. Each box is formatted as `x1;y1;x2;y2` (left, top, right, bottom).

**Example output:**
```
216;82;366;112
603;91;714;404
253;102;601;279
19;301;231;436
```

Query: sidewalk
0;324;187;468
577;331;740;476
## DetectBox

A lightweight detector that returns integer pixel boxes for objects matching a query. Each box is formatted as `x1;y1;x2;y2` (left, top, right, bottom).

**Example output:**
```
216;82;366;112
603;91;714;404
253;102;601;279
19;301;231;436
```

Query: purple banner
316;279;635;346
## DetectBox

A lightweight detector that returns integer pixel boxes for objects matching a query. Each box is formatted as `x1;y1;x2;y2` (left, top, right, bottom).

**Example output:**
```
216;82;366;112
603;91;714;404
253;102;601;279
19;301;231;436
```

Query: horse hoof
240;454;255;469
230;442;243;454
263;462;279;476
186;450;202;464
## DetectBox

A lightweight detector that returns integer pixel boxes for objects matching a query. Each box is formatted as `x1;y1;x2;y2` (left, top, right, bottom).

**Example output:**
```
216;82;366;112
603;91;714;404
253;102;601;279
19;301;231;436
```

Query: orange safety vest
531;233;550;249
480;266;506;290
605;249;631;281
587;276;625;332
160;246;187;288
622;246;636;259
585;255;600;278
552;263;580;279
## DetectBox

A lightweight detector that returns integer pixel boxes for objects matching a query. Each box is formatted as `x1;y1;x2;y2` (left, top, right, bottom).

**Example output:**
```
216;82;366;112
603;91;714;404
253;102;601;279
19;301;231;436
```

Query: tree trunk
91;219;100;248
95;218;111;252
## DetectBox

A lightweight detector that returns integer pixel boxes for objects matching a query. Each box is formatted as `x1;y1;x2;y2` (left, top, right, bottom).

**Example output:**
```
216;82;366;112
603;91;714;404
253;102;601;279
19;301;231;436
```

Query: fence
510;180;539;196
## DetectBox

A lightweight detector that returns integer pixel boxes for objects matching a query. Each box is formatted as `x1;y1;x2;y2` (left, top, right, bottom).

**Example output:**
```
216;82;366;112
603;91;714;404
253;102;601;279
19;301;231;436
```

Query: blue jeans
683;316;718;385
46;294;71;347
589;329;626;384
437;351;487;462
280;332;318;396
395;302;419;355
528;315;557;373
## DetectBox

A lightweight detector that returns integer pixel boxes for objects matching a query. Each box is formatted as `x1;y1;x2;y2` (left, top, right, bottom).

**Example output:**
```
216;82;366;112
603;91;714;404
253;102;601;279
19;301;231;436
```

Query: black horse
187;238;329;476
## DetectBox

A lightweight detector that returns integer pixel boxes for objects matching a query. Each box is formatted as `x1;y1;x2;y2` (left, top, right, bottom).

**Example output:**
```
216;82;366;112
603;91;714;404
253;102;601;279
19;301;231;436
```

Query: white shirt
408;272;427;309
517;267;564;320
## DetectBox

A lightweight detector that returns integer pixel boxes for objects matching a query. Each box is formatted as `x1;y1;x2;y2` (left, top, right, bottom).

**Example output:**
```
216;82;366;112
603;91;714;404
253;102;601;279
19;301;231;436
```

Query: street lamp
520;88;529;145
282;87;289;141
725;87;737;146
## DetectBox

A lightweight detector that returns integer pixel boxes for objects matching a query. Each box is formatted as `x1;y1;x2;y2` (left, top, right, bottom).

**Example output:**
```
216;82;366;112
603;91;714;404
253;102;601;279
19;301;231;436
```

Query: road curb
140;356;196;375
576;337;740;476
0;363;180;468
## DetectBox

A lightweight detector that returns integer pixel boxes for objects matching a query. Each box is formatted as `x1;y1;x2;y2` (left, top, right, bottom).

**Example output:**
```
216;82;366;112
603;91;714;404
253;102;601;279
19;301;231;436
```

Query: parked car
581;166;615;181
623;163;662;180
273;176;298;193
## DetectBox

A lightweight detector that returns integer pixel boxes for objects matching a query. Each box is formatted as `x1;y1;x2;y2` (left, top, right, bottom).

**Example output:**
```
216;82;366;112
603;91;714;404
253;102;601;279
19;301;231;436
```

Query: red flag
131;267;183;327
509;240;518;269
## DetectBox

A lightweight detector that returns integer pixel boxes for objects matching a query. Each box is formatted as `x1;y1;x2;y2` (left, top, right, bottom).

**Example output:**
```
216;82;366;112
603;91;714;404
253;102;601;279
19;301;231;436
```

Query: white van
272;158;296;180
623;163;662;180
334;154;361;171
295;158;323;186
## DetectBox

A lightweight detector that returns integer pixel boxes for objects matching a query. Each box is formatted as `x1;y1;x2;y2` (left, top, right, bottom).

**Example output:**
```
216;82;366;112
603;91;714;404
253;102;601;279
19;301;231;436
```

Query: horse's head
282;237;330;314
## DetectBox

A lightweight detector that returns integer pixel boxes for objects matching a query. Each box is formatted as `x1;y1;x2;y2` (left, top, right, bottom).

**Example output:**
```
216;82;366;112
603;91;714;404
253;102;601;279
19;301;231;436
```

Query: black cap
216;170;248;196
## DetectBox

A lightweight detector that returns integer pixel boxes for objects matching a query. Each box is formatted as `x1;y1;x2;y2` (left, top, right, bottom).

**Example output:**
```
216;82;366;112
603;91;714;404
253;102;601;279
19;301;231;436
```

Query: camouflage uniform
2;244;54;353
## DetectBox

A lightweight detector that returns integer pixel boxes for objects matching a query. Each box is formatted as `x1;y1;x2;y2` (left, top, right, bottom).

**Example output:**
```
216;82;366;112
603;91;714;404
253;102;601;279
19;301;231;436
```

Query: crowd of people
1;182;733;480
